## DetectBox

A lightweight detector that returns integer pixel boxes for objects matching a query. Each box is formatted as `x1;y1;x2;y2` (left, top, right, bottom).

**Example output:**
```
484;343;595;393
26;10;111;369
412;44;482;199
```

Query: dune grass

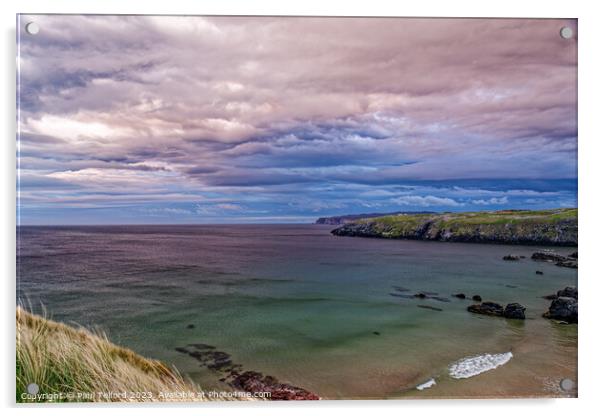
16;307;249;402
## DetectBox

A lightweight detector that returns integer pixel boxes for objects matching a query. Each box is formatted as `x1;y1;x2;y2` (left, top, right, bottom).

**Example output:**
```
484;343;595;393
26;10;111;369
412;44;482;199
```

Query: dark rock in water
503;303;526;319
414;293;427;299
536;270;544;275
230;371;320;400
531;251;568;262
389;292;414;299
557;286;578;299
532;251;577;268
175;345;231;369
520;255;526;259
472;295;482;302
555;259;578;269
542;294;558;300
176;343;320;400
373;331;380;335
569;251;578;259
453;293;466;299
189;343;216;350
206;351;233;370
187;324;195;329
467;301;504;317
544;297;578;323
417;305;443;312
503;255;520;261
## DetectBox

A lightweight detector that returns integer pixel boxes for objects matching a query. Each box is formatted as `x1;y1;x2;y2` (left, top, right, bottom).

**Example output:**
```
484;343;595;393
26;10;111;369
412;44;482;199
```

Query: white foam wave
416;378;436;390
449;352;513;379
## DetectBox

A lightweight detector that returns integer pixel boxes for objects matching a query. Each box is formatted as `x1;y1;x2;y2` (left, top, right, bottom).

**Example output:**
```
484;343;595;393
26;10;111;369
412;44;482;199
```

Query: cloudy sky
17;15;577;224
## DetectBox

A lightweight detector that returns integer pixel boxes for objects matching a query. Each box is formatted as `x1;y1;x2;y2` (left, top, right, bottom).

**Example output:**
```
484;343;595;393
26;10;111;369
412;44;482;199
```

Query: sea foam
416;378;436;390
448;352;513;379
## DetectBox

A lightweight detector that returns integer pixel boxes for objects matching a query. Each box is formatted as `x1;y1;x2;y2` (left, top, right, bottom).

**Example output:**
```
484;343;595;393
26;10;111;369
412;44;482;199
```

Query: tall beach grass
16;307;249;402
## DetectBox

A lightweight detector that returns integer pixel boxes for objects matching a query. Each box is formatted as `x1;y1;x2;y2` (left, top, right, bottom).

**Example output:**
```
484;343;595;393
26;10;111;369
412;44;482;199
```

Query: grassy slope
16;307;246;403
338;208;578;245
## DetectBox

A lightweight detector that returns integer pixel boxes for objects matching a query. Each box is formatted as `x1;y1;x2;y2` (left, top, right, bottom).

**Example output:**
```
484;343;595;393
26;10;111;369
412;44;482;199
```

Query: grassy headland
330;208;577;246
16;307;247;402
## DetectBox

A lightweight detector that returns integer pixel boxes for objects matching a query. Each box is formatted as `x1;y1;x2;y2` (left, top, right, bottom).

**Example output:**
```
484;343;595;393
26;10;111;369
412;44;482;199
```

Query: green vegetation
16;307;248;403
334;208;577;246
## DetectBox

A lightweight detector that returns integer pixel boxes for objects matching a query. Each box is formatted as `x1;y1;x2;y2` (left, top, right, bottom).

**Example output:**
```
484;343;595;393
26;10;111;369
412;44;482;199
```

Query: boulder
414;293;427;299
472;295;482;302
557;286;578;299
503;303;526;319
467;301;504;317
503;255;520;261
543;297;578;323
453;293;466;299
535;270;544;275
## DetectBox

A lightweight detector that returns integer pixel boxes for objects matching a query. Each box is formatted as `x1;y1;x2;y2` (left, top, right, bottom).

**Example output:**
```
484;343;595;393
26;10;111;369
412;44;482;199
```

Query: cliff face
330;209;577;246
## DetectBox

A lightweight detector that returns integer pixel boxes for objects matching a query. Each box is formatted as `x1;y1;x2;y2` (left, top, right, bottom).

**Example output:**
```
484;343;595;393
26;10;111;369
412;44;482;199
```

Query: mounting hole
27;383;39;395
560;378;575;391
560;26;573;40
25;22;39;35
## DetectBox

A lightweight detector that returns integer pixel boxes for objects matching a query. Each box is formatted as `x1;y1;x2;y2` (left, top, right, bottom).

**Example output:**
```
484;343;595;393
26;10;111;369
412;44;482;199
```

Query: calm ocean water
17;224;577;399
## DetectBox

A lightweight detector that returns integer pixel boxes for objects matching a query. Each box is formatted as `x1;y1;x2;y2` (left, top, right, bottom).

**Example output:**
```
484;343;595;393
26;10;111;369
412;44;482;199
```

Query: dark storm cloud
17;15;577;223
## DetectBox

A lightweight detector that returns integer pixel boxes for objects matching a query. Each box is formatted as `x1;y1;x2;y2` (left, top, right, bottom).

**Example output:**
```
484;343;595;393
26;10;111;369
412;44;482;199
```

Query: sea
16;224;578;399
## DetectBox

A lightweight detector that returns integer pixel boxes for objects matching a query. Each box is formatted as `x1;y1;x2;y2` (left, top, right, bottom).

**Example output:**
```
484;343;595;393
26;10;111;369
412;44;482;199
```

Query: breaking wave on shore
449;352;513;379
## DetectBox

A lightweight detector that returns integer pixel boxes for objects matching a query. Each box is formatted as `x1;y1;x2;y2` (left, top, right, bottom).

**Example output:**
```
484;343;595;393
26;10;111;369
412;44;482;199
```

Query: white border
2;1;601;415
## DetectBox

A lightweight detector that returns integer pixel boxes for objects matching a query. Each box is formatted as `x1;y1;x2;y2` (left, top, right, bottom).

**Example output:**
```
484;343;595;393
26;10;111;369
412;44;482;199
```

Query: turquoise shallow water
17;224;577;399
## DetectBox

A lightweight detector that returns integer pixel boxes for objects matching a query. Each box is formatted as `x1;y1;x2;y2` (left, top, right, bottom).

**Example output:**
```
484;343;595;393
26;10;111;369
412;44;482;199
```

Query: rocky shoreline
175;343;319;400
329;208;577;246
388;284;577;324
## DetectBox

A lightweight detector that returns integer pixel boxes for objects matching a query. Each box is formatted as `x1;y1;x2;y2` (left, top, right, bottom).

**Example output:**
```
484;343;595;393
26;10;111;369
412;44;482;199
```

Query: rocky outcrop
468;302;504;316
557;286;578;299
472;295;482;302
543;286;578;323
503;303;526;319
468;302;526;319
544;297;578;323
176;343;319;400
230;371;320;400
331;209;577;246
531;251;578;268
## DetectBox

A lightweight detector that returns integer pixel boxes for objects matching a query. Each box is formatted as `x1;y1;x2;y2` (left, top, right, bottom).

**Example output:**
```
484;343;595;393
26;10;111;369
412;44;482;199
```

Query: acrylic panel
16;15;578;402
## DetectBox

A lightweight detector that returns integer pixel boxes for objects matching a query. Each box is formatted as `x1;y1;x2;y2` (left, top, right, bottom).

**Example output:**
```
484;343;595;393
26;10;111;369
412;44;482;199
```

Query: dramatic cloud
17;15;577;224
391;195;463;208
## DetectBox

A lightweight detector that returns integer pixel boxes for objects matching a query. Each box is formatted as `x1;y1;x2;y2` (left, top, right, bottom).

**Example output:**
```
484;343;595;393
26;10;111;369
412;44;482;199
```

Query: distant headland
322;208;577;246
